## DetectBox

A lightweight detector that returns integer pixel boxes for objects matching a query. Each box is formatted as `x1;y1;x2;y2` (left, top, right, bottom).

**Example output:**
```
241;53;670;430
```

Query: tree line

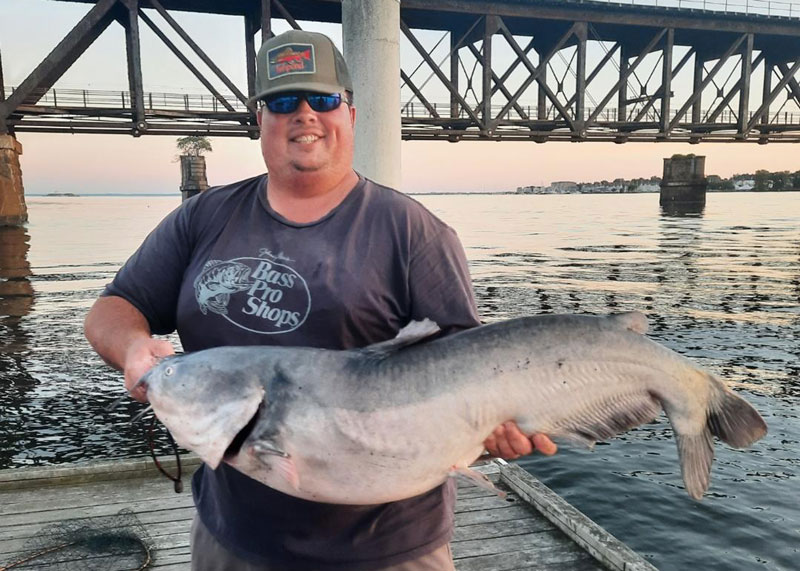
708;170;800;191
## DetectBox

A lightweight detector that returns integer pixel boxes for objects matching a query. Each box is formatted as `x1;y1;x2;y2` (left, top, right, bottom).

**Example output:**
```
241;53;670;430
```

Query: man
85;30;555;570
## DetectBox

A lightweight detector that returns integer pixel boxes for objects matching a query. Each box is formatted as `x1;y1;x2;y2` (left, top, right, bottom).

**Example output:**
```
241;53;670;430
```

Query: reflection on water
660;202;705;217
0;197;181;469
0;193;797;570
0;226;36;470
0;226;33;318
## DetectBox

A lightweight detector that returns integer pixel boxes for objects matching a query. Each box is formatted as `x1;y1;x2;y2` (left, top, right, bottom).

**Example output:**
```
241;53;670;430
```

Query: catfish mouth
223;403;263;460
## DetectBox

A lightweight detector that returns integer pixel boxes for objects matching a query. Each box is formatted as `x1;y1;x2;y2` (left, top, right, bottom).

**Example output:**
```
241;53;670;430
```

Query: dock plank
0;458;649;571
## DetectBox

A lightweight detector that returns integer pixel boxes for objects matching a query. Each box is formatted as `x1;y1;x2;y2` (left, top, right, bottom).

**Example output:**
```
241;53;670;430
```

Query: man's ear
349;104;356;127
256;107;264;128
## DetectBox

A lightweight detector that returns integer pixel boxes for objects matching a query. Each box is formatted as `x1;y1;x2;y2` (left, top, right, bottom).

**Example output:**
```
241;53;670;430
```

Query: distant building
632;182;660;193
734;179;755;191
516;185;547;194
550;181;579;193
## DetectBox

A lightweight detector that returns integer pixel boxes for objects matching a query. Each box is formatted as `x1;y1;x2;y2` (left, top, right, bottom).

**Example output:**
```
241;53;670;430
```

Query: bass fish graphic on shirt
194;260;253;316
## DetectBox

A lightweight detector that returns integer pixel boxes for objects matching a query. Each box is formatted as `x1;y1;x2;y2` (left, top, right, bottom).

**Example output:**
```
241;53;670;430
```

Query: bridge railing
6;87;798;126
583;0;800;18
400;101;800;126
3;86;250;113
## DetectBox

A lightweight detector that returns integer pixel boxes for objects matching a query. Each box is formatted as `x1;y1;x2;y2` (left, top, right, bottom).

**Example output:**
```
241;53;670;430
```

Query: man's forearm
84;295;152;371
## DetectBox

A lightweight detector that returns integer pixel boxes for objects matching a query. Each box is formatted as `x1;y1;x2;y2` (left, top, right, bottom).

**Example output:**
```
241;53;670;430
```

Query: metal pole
450;31;459;120
482;16;492;132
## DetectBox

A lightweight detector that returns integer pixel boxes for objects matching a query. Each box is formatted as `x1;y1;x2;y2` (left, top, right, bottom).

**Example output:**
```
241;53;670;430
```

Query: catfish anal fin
449;466;506;499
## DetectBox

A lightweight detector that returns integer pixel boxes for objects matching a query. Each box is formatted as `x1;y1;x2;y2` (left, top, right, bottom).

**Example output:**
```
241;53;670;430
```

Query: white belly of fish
227;388;494;504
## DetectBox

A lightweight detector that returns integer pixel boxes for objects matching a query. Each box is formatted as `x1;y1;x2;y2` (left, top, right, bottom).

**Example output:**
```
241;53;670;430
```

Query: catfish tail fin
707;380;768;448
676;377;767;500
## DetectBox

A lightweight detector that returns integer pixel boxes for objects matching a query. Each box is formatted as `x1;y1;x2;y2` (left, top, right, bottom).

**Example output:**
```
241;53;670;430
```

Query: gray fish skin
141;312;767;504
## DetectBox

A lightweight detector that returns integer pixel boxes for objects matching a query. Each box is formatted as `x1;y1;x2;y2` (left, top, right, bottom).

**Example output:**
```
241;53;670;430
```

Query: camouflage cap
250;30;353;104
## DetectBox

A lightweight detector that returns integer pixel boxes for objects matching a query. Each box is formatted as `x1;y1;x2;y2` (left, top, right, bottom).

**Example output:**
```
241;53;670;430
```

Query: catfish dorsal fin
361;319;441;357
608;311;648;334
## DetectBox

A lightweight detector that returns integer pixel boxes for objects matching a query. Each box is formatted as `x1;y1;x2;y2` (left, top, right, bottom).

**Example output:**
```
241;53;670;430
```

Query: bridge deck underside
3;0;800;142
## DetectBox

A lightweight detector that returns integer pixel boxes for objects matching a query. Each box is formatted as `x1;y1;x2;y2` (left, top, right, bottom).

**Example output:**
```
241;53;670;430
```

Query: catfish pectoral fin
252;441;290;458
252;444;300;491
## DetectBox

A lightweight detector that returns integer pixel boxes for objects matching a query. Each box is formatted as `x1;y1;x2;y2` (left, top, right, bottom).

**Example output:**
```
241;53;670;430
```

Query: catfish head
140;350;265;469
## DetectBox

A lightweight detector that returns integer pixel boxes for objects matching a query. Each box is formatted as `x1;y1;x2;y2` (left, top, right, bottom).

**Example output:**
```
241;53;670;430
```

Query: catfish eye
164;366;174;377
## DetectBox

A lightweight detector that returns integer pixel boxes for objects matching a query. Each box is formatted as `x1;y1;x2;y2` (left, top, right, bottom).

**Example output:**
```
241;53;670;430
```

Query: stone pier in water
660;155;707;214
180;155;209;201
0;135;27;226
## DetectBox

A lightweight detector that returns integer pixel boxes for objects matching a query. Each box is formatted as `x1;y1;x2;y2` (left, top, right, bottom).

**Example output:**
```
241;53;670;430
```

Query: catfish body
141;312;767;503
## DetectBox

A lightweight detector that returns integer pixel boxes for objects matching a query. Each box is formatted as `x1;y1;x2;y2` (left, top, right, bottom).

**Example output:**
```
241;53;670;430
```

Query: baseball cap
250;30;353;104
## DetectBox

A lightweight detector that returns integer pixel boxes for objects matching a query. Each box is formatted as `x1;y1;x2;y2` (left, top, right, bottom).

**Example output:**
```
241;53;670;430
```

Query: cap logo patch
267;43;315;79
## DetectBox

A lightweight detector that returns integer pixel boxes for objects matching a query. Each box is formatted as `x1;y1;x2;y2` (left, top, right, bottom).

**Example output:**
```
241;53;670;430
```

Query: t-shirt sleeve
102;201;195;335
408;226;481;334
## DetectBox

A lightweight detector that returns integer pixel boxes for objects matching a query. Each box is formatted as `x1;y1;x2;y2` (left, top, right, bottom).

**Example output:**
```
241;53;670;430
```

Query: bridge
1;0;800;143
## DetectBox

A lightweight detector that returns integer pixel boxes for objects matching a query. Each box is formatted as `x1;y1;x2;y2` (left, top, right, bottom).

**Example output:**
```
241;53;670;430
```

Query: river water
0;191;797;570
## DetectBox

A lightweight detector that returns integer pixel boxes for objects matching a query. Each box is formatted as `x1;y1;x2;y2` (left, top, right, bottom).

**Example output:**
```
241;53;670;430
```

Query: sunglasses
262;92;349;114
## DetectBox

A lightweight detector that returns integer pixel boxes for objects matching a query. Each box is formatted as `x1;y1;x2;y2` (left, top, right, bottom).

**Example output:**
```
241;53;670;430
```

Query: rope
146;416;183;493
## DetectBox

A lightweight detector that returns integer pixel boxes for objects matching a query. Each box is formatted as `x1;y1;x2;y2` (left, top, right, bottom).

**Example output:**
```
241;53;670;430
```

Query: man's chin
289;161;323;173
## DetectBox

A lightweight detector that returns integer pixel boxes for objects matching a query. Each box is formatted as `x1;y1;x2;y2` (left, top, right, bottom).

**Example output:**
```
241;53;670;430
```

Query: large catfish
140;312;767;503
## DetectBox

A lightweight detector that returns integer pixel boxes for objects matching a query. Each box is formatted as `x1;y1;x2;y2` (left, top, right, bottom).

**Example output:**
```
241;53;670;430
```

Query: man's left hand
483;421;557;459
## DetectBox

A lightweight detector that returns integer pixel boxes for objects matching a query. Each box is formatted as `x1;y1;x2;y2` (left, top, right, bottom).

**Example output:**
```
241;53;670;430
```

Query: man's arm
84;295;175;402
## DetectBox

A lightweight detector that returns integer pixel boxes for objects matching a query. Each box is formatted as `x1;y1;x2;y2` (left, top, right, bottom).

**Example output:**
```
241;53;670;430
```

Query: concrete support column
0;135;27;226
342;0;401;189
660;155;707;214
180;155;209;201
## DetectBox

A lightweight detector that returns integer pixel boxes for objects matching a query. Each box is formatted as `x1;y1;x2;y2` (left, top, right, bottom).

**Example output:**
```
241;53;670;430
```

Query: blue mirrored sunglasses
262;92;349;114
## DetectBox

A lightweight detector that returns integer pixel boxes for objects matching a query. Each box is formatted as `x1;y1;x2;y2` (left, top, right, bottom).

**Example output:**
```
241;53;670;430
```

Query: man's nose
292;99;318;121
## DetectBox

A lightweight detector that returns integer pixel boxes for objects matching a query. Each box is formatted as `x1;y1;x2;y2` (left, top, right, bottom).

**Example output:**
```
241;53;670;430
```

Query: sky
1;0;798;195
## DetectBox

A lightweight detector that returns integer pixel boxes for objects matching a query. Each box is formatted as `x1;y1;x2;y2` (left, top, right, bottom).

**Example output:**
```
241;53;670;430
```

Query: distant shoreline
25;189;800;197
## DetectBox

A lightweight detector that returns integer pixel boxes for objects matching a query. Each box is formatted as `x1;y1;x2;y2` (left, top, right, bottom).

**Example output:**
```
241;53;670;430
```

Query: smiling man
85;30;555;570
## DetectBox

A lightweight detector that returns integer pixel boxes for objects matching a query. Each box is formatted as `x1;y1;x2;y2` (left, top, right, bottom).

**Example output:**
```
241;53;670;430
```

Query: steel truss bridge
1;0;800;143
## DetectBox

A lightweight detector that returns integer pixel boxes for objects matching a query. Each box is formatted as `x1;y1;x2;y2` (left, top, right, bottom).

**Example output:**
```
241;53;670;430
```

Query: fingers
531;433;558;456
483;422;558;459
123;338;176;402
484;422;533;459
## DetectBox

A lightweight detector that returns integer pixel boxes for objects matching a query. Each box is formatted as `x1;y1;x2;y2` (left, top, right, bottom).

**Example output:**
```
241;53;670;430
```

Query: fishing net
1;508;153;570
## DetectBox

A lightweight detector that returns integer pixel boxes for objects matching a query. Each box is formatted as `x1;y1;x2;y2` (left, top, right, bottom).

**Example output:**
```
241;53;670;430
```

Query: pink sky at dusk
14;132;800;195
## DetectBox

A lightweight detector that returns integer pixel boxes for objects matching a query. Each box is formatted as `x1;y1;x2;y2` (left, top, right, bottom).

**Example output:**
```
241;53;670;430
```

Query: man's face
257;92;356;181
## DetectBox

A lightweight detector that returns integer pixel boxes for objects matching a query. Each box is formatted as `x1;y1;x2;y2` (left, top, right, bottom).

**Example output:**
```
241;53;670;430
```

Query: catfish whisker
105;394;128;412
131;405;154;424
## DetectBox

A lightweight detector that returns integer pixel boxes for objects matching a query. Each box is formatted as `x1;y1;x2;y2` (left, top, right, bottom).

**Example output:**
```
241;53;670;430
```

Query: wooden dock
0;457;656;571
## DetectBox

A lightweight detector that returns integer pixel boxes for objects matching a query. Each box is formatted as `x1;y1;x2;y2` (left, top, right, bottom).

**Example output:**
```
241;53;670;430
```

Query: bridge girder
1;0;799;142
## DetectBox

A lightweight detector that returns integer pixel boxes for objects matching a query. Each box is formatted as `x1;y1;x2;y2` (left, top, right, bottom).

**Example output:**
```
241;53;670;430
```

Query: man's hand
483;421;557;459
123;337;175;402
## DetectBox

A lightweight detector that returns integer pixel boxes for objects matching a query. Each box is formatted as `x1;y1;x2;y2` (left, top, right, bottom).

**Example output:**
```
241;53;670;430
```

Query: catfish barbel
140;312;767;503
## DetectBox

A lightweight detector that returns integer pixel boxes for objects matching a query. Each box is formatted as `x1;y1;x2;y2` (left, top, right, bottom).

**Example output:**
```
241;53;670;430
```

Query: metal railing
400;101;800;125
578;0;800;18
6;87;798;127
3;86;250;113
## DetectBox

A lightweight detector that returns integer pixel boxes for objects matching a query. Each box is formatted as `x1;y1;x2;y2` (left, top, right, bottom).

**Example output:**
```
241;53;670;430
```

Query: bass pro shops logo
193;257;310;334
267;44;315;79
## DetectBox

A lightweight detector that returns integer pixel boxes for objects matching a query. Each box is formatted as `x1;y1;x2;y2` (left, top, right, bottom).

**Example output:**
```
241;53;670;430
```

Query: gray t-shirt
105;173;481;569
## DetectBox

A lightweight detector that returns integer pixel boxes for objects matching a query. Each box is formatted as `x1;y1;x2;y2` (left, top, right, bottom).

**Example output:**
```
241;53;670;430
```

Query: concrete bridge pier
180;155;209;201
660;155;707;214
342;0;401;189
0;135;27;226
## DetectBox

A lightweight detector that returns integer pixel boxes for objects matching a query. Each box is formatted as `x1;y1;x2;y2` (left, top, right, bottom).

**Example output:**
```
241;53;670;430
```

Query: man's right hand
85;296;176;404
123;337;175;402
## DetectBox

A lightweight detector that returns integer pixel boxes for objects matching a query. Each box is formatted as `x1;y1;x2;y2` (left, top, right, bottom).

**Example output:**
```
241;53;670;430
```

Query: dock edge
496;460;658;571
